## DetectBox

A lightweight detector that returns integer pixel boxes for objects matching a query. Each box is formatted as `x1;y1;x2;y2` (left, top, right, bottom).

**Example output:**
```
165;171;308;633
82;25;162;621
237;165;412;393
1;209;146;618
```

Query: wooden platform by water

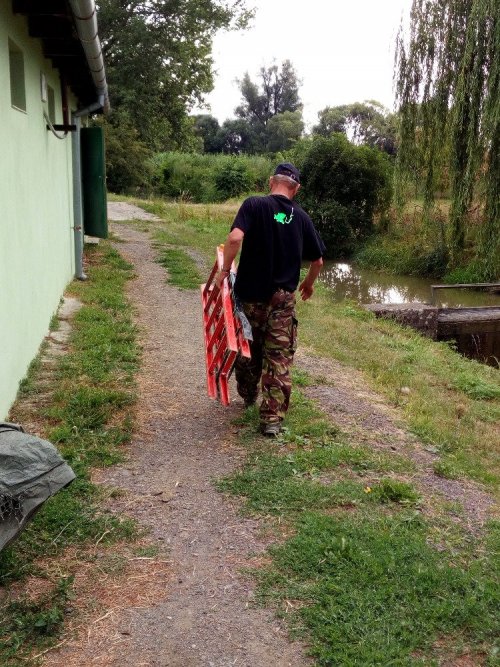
366;303;500;367
437;306;500;365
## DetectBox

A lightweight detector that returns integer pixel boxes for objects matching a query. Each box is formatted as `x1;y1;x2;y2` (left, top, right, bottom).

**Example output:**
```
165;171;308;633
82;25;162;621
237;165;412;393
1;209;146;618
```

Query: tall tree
266;111;304;152
395;0;499;278
216;119;262;154
235;60;302;128
97;0;252;151
193;114;222;153
313;101;398;156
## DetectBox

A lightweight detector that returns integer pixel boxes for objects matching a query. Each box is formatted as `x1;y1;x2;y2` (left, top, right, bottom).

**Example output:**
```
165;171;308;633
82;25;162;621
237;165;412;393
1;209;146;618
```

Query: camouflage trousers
235;289;297;425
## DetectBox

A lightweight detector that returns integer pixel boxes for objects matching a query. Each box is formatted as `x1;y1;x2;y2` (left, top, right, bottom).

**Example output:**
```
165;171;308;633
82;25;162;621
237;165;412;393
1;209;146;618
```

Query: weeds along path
45;216;310;667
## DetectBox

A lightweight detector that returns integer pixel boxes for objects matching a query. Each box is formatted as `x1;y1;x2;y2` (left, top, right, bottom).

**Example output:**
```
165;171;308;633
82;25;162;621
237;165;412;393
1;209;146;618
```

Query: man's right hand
299;258;323;300
299;280;314;301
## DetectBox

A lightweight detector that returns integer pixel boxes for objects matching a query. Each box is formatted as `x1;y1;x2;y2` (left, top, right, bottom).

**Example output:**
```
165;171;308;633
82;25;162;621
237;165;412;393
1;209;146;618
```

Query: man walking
216;162;325;437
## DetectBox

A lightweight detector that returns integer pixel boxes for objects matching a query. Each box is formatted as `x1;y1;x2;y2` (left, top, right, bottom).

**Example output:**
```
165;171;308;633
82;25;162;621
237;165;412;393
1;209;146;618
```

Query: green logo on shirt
274;209;294;225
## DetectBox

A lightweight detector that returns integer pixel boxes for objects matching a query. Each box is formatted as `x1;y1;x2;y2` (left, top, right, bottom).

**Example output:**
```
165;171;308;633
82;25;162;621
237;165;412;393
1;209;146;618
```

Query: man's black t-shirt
231;194;326;302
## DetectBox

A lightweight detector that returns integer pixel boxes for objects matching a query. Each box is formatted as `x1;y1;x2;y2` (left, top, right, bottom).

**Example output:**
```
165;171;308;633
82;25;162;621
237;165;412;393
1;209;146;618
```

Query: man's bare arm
215;228;244;288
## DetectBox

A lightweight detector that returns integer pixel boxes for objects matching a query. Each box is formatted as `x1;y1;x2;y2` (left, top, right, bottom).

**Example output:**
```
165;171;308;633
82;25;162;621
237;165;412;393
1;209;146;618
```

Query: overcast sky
200;0;413;128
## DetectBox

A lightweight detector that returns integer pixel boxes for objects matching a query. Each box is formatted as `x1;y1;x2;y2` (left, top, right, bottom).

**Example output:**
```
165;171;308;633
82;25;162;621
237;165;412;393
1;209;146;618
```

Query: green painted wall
0;2;77;419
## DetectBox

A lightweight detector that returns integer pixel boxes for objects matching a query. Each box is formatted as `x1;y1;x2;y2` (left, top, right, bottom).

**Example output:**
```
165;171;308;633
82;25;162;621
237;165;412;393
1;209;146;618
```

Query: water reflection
320;262;500;308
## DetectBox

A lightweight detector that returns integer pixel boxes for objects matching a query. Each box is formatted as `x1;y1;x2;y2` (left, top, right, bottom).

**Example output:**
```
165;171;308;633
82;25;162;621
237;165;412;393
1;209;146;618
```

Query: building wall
0;2;76;418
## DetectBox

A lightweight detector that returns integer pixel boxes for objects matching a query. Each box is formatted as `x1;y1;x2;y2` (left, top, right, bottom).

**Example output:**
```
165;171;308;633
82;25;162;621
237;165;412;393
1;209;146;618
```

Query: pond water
319;262;500;308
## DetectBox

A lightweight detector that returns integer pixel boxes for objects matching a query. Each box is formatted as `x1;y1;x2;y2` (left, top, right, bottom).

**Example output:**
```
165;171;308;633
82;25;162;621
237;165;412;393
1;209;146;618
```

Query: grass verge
257;512;499;666
157;247;204;289
219;386;500;666
124;197;234;262
0;243;140;665
296;289;500;490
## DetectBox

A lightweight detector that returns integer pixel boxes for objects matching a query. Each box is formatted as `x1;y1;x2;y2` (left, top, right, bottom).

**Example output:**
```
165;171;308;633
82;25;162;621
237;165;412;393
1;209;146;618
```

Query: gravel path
45;209;310;667
106;201;161;222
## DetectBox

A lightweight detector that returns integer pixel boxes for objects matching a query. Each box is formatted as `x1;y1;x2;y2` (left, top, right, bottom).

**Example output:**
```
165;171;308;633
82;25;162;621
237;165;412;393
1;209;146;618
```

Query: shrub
214;161;253;200
355;232;449;277
151;152;214;201
297;135;393;258
150;152;273;202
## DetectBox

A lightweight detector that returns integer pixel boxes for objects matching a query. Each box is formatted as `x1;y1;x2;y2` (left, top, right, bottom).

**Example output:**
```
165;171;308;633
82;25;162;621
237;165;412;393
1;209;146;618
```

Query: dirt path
106;201;162;222
45;212;310;667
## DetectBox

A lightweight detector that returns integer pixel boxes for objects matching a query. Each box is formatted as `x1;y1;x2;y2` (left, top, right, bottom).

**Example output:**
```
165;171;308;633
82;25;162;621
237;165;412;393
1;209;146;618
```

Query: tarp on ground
0;423;76;552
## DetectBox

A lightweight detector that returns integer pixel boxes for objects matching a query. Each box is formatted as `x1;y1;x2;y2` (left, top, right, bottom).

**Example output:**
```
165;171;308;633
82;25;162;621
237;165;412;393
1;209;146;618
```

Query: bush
150;152;273;202
443;263;486;284
214;161;253;200
297;135;393;258
355;231;449;277
151;152;214;201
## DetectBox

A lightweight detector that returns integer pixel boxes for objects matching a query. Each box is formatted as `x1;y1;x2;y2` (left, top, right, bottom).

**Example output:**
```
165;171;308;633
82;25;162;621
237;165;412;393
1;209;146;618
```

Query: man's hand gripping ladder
200;246;251;405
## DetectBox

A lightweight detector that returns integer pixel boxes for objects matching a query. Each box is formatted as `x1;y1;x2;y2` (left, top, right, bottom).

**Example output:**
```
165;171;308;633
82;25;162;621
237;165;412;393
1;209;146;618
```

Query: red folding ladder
201;246;251;405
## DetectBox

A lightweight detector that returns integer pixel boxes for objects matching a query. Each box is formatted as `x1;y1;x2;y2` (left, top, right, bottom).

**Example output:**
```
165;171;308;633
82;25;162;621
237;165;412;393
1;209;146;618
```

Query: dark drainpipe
68;0;110;279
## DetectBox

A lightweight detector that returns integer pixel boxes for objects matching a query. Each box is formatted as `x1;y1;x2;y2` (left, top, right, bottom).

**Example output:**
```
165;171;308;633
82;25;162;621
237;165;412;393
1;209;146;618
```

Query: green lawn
220;385;499;666
296;289;500;490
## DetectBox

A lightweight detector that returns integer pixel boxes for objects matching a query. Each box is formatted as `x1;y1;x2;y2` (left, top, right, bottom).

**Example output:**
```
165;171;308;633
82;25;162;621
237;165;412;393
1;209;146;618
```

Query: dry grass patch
40;540;171;667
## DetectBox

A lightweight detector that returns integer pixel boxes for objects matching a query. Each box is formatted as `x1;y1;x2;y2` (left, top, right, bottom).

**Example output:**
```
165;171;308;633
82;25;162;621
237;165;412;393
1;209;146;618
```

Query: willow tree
395;0;499;279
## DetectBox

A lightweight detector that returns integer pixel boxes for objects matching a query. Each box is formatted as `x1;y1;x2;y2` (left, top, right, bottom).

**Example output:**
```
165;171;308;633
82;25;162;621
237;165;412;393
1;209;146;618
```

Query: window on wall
47;85;56;124
9;39;26;111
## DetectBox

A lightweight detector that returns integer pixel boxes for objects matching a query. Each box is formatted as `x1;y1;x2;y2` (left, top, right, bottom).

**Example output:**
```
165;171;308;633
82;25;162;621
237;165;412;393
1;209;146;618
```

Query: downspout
71;98;106;280
68;0;110;279
71;115;86;280
68;0;109;113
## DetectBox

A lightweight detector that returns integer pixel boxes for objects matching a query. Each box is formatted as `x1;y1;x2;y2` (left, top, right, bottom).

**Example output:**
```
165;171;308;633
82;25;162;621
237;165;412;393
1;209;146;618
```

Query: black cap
274;162;300;184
